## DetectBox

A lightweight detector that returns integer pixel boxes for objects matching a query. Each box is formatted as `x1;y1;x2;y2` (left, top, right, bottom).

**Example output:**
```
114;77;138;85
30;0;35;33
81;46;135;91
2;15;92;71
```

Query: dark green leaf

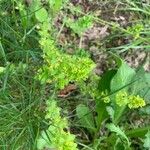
98;69;116;93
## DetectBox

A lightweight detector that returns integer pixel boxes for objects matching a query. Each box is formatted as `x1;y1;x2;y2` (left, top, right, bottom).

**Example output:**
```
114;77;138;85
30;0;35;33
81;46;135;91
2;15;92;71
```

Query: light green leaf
37;131;51;150
106;123;130;147
76;104;96;133
66;15;93;35
35;8;48;22
49;0;63;13
143;130;150;148
111;61;136;92
0;67;5;74
130;69;150;102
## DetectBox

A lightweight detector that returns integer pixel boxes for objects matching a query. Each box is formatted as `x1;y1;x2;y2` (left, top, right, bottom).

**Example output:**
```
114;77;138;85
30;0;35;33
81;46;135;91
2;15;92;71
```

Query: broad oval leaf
35;8;48;22
76;104;96;133
111;61;136;92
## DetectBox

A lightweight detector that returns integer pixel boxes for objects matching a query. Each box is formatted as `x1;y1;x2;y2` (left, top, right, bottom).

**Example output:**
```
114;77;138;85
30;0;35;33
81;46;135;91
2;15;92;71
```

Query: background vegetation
0;0;150;149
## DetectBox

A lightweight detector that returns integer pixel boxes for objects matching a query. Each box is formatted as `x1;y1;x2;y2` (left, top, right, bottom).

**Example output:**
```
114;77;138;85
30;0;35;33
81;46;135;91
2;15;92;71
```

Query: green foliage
79;73;100;99
128;95;146;108
77;54;148;148
37;99;78;150
66;15;93;36
115;91;128;106
116;91;146;108
1;0;150;149
34;1;95;149
106;123;131;148
106;106;115;122
0;67;5;74
98;69;117;93
48;0;63;13
111;60;136;92
35;8;48;22
127;24;143;39
13;1;28;29
37;23;95;89
131;69;150;102
101;91;111;103
143;130;150;149
76;104;96;133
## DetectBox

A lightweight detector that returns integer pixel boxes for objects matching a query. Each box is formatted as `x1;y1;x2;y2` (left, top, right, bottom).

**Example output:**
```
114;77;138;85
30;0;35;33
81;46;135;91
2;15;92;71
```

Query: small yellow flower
128;95;146;109
116;91;128;106
101;91;110;103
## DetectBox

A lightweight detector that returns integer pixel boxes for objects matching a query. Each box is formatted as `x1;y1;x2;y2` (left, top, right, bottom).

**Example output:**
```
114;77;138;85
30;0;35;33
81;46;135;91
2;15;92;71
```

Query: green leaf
98;69;116;93
66;15;93;35
130;68;150;102
111;61;136;92
114;138;132;150
130;68;146;94
143;130;150;148
110;61;136;124
0;67;5;74
35;8;48;22
20;9;28;29
76;104;96;133
95;101;108;130
106;123;130;147
126;126;150;138
139;73;150;102
140;106;150;115
50;0;63;13
37;131;51;150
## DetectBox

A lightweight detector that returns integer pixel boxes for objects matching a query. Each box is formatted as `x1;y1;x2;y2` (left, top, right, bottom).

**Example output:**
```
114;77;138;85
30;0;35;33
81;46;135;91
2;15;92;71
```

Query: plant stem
79;35;83;49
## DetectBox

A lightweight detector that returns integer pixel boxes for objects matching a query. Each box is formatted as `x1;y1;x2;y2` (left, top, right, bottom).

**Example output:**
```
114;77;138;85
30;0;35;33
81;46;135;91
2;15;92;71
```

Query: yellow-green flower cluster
116;91;128;106
116;91;146;109
128;95;146;109
37;99;78;150
38;23;95;89
101;91;110;103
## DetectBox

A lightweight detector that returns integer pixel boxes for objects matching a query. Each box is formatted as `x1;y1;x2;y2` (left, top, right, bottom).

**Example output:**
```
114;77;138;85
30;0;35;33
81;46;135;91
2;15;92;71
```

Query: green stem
79;35;83;49
0;40;7;64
